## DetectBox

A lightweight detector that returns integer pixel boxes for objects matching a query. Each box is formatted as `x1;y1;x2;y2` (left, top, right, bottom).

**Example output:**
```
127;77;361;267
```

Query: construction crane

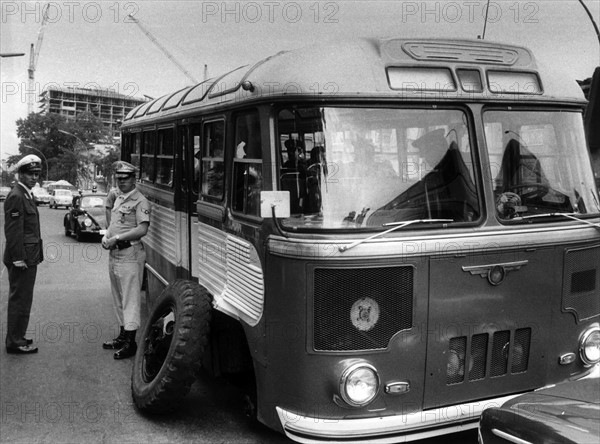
27;3;50;114
128;14;199;85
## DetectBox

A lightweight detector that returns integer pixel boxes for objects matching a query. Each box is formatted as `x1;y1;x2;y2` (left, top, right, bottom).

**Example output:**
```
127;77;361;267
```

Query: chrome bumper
276;394;521;443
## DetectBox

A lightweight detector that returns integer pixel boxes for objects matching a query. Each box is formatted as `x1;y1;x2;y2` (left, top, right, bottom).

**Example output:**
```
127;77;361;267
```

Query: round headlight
84;218;93;227
580;327;600;367
339;363;379;407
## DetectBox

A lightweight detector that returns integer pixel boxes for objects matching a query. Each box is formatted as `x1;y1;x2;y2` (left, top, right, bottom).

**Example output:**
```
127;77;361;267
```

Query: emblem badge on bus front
350;297;380;332
461;260;529;286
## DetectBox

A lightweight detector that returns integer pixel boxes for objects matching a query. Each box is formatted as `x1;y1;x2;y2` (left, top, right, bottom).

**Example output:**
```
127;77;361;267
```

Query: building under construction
38;86;148;141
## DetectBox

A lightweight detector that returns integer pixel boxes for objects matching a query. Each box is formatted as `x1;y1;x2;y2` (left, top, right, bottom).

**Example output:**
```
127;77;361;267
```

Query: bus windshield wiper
514;212;600;229
339;219;453;253
591;189;600;213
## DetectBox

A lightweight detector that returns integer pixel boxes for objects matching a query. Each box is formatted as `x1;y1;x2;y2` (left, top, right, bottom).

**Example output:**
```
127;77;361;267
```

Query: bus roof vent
401;41;520;65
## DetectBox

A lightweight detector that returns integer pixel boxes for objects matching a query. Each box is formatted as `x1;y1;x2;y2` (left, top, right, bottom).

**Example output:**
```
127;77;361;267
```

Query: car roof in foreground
504;377;600;406
480;378;600;443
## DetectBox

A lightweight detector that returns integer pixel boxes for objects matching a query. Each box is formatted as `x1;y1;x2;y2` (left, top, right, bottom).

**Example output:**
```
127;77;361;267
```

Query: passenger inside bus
369;128;479;223
305;146;326;214
280;138;308;214
351;136;397;179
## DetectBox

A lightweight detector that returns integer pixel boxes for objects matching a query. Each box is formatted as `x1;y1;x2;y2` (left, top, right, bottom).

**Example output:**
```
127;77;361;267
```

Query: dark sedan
479;377;600;444
64;192;107;241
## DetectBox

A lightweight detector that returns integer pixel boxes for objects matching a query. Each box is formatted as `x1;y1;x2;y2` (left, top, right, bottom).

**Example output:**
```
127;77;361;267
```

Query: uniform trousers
5;264;37;348
108;243;145;331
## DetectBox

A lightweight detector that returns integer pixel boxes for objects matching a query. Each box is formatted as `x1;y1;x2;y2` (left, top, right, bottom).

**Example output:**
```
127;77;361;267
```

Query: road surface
0;203;477;443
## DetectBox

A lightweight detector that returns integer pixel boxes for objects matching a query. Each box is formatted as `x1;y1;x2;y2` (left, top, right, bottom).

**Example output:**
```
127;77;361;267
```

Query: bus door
231;110;263;221
186;122;201;279
188;118;227;280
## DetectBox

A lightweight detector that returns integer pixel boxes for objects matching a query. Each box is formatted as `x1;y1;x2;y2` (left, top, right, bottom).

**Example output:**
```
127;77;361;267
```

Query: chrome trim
491;428;533;444
276;393;520;443
462;260;528;285
559;353;576;365
384;381;410;395
579;324;600;367
339;362;379;407
268;224;599;260
145;263;169;286
197;222;264;326
144;204;178;266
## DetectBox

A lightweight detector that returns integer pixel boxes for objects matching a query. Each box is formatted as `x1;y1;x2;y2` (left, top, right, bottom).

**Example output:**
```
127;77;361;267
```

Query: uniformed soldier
101;161;150;359
3;155;44;354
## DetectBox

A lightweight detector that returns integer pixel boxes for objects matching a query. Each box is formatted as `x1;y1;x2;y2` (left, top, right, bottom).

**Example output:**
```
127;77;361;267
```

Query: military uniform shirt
107;188;151;238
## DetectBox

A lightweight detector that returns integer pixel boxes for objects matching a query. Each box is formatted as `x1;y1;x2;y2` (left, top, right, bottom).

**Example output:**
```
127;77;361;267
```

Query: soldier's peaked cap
16;154;42;173
113;161;137;175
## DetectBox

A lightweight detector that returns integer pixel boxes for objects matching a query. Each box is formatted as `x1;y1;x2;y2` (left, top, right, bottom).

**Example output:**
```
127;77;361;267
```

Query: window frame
155;126;175;188
231;109;263;218
200;119;226;201
140;128;156;183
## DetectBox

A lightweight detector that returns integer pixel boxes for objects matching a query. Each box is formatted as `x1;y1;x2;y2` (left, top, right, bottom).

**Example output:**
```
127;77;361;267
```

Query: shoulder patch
142;208;150;214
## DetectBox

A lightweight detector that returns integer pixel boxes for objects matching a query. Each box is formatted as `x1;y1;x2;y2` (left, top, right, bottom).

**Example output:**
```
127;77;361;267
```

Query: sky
1;0;599;160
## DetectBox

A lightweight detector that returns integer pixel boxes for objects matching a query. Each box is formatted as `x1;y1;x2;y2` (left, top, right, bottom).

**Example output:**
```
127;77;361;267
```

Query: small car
63;192;108;241
32;187;51;205
0;186;11;201
49;188;74;209
478;376;600;444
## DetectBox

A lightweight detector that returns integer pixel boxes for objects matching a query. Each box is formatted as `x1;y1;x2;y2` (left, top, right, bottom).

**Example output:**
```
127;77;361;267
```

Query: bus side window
201;120;225;200
156;128;174;186
189;124;202;195
141;130;156;182
131;132;141;174
232;110;262;216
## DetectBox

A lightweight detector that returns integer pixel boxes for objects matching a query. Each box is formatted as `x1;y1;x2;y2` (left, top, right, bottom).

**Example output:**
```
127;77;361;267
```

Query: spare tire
132;279;212;412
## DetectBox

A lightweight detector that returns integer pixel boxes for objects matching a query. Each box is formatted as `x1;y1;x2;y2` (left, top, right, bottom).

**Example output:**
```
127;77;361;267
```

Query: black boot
114;330;137;360
103;326;126;349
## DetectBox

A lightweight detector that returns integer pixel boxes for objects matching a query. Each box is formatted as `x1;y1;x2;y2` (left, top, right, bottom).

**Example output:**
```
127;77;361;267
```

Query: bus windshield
277;107;480;230
484;110;599;221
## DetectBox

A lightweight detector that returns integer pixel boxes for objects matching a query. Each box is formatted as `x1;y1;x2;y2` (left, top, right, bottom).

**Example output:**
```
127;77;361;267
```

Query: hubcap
141;306;176;382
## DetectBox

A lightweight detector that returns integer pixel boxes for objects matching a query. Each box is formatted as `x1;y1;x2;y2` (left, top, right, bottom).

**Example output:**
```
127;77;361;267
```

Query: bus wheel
131;279;211;412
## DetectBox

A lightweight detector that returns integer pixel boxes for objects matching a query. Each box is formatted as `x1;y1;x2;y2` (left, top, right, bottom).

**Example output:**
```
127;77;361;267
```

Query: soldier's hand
13;260;27;269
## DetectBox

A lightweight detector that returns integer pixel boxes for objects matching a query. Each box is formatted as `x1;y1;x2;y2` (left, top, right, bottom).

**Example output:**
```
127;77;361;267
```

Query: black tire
132;279;212;412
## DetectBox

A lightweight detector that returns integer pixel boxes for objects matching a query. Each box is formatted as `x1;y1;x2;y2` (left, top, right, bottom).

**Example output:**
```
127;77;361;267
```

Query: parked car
49;188;74;209
64;192;108;241
478;377;600;443
32;187;51;205
0;186;11;201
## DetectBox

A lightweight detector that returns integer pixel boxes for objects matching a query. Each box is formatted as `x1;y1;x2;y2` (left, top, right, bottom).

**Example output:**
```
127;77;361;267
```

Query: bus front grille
313;266;413;352
446;328;532;385
562;245;600;322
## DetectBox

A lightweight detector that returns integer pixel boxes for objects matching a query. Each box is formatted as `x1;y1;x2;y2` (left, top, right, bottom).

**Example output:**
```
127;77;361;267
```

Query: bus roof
123;37;585;126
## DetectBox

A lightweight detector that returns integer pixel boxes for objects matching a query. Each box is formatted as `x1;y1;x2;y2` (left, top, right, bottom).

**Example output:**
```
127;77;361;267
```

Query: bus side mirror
260;191;291;218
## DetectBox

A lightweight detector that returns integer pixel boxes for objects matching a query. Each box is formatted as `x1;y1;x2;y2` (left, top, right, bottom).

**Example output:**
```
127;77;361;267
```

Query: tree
13;112;111;185
94;143;121;191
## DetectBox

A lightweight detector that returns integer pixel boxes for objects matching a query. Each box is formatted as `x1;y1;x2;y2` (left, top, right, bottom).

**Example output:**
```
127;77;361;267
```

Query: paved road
0;203;476;443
